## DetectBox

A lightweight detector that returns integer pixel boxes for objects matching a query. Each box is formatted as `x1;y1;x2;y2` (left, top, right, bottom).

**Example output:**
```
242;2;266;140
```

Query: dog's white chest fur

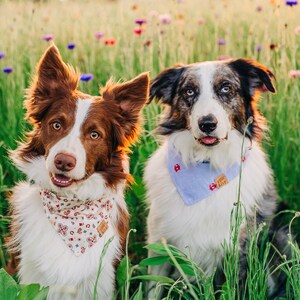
13;182;121;299
145;131;273;273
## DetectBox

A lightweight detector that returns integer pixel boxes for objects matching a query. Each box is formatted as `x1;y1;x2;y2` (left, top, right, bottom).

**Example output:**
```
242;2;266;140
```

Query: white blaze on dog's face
150;59;275;147
189;62;233;146
13;45;149;190
45;99;92;186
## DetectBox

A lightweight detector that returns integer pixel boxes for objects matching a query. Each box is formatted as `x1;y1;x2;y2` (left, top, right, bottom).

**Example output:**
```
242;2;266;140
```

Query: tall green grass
0;0;299;299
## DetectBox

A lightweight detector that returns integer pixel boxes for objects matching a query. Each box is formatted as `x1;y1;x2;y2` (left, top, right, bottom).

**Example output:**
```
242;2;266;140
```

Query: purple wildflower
0;53;4;59
256;44;262;52
67;43;76;50
95;32;104;39
286;0;298;6
218;39;226;45
2;67;14;74
135;19;147;25
43;34;54;42
80;73;93;82
256;5;263;12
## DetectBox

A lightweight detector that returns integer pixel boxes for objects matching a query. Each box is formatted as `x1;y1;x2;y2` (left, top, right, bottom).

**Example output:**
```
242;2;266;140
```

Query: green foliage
0;269;48;300
132;283;143;300
93;236;114;300
17;284;49;300
0;268;19;300
117;256;129;289
139;256;169;266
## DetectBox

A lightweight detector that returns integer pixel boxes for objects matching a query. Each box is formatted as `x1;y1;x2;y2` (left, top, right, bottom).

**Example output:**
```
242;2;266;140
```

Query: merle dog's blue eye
186;88;195;96
221;85;231;94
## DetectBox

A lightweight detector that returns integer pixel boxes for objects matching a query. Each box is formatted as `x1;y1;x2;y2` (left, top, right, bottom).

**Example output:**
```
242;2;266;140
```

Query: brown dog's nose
54;153;76;172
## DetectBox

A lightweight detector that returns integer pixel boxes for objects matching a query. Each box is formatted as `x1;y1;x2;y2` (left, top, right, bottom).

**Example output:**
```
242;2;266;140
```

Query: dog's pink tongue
201;137;217;145
51;174;73;187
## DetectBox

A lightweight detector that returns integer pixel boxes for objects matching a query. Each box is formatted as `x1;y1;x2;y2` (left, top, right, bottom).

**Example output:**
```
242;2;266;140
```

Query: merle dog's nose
54;153;76;171
198;114;218;134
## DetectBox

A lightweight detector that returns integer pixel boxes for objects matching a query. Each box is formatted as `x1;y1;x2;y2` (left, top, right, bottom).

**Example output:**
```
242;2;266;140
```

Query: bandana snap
167;143;249;206
40;189;113;256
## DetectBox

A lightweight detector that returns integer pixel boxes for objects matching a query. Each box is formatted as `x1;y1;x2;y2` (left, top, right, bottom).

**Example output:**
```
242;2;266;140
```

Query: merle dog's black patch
150;65;186;105
150;65;189;134
228;59;276;139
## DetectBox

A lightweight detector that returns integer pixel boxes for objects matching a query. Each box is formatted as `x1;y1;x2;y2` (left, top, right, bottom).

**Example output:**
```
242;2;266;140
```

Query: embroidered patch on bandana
41;189;113;256
167;143;249;206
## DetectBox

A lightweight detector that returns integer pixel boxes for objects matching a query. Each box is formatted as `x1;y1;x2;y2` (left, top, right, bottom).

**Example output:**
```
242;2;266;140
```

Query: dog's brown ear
228;59;276;96
150;65;186;105
102;72;150;143
31;44;78;98
26;44;79;123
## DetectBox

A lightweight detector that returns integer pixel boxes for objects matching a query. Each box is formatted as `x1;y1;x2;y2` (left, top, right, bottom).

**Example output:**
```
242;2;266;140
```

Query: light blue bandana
167;143;248;206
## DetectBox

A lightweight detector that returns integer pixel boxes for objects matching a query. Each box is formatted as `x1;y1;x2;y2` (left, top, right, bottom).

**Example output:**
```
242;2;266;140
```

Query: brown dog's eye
90;131;101;140
52;121;62;130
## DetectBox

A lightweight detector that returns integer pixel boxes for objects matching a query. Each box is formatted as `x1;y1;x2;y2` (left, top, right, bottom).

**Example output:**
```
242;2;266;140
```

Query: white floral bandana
40;189;113;256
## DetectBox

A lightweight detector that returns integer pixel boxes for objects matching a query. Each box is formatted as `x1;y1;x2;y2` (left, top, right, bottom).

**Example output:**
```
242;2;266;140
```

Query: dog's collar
167;143;249;206
40;189;113;256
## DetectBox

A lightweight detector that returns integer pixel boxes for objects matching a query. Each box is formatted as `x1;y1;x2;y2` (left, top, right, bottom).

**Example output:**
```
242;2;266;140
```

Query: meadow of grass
0;0;300;299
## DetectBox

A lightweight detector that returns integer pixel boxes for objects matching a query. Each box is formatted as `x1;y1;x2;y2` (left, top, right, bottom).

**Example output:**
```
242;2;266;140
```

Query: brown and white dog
145;59;288;298
9;45;149;299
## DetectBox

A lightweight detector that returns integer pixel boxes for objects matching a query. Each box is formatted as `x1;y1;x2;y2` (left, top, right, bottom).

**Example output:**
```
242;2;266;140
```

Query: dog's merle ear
150;65;186;105
101;72;150;143
229;59;276;140
228;59;276;97
26;44;79;123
